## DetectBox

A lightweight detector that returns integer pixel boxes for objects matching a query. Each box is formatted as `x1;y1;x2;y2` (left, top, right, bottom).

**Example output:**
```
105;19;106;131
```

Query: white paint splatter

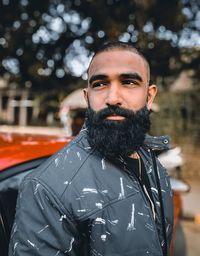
151;187;158;194
157;168;161;179
27;240;39;250
34;183;40;195
77;209;86;213
77;152;81;160
165;178;169;187
156;201;160;207
95;218;106;225
101;158;106;170
138;212;150;217
38;225;49;233
80;128;87;132
54;250;61;256
101;234;107;242
64;181;69;185
55;158;59;167
127;204;136;231
126;185;133;189
19;191;23;199
95;203;103;209
83;188;98;194
59;215;67;221
64;237;74;253
147;166;153;174
108;219;119;225
118;177;125;199
101;190;108;194
161;189;166;193
84;146;91;150
10;223;17;239
13;242;19;250
166;224;170;233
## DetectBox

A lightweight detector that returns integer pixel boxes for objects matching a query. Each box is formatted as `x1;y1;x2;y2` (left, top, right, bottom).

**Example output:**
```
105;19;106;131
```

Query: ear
147;84;157;110
83;88;89;105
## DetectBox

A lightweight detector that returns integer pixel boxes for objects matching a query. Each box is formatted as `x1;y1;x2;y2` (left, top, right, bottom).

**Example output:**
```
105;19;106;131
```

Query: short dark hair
94;41;143;59
88;41;151;84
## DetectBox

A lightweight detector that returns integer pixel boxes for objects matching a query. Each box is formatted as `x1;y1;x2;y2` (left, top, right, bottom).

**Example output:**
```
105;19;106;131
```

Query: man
9;42;173;256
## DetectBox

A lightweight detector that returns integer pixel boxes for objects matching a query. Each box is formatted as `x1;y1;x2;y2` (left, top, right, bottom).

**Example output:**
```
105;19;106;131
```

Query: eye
91;81;108;89
122;80;139;87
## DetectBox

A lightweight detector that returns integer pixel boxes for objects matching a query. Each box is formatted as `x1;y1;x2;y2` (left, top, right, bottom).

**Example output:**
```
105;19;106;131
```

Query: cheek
125;90;148;109
87;92;106;111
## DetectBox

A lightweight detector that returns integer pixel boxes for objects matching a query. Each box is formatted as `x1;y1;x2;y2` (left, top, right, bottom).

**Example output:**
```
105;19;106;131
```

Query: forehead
88;49;148;81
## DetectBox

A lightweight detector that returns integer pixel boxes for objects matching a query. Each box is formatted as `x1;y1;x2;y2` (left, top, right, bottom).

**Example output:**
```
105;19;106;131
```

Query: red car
0;132;188;255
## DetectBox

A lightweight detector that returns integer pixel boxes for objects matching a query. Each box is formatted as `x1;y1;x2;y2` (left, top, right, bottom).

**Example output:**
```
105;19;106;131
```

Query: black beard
85;105;151;158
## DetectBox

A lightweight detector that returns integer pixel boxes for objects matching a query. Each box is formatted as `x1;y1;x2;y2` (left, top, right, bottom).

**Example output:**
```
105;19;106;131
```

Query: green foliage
0;0;199;90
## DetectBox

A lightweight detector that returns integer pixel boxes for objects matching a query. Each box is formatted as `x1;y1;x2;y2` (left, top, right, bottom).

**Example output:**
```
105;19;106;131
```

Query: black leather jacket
9;128;173;256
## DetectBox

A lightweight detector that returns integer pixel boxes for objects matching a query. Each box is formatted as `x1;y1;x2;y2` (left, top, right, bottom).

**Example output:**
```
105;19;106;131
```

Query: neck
129;152;140;159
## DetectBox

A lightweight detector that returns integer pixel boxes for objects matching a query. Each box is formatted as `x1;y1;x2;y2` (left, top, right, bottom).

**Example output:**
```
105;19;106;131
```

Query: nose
105;84;123;107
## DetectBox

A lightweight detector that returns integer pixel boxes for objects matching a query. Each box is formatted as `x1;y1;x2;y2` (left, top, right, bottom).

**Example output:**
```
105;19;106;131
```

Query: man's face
84;49;157;115
84;49;157;157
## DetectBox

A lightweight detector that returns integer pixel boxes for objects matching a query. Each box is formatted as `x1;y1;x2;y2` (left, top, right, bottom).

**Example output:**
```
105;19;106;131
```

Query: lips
105;115;126;120
95;106;131;121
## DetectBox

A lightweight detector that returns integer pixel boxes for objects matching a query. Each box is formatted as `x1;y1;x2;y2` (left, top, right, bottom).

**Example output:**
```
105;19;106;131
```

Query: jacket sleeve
9;177;78;256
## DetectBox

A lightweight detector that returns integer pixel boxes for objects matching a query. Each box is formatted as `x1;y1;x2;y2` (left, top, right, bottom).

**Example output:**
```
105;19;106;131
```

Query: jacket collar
144;134;170;151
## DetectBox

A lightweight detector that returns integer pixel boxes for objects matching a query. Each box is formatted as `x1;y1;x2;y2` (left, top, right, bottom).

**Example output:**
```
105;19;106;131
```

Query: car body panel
0;133;70;171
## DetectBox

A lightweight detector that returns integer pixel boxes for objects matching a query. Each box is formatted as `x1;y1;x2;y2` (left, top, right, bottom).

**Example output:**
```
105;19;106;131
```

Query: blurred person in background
9;42;173;256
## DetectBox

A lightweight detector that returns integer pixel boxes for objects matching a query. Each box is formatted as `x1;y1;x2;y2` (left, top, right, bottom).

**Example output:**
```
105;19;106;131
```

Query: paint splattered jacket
9;128;173;256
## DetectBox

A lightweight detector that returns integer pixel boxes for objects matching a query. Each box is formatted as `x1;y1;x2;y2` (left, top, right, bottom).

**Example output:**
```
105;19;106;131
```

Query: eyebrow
89;74;108;85
88;72;143;86
119;73;143;82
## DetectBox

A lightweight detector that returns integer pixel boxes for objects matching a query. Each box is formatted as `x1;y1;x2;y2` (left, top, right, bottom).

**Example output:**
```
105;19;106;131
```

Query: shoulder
23;130;94;199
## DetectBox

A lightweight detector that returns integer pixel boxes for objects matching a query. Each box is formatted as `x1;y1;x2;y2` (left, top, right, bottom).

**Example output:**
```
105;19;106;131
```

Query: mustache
91;106;138;120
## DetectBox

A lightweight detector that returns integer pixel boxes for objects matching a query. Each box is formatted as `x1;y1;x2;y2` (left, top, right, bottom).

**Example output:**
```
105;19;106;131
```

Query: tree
0;0;198;91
